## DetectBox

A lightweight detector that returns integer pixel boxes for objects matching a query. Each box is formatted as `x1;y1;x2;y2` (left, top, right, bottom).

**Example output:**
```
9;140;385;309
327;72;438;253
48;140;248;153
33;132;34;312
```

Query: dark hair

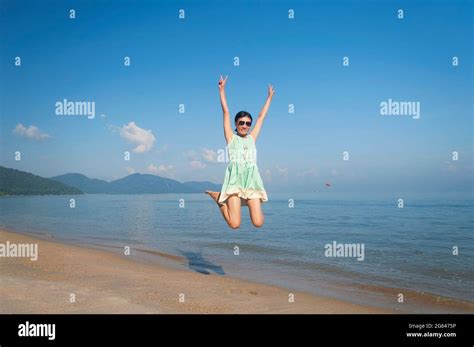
234;111;253;133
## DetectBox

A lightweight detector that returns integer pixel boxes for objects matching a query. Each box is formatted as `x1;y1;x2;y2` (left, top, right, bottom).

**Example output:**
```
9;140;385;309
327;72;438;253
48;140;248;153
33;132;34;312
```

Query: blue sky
1;0;472;194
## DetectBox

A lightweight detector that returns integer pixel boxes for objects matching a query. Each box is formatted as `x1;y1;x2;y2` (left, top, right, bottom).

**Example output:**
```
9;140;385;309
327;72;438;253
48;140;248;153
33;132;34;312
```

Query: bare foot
205;191;224;206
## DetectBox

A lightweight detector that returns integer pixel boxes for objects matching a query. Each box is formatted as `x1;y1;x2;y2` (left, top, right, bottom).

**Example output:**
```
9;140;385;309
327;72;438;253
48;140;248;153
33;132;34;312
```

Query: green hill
0;166;83;195
49;173;111;193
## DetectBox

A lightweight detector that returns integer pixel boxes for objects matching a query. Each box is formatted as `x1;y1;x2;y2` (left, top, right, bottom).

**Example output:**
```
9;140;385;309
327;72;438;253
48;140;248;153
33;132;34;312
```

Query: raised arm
250;84;275;142
218;75;233;144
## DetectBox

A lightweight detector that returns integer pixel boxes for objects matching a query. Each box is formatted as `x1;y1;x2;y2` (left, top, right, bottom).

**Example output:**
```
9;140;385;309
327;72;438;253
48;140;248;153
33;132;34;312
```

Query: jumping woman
206;75;275;229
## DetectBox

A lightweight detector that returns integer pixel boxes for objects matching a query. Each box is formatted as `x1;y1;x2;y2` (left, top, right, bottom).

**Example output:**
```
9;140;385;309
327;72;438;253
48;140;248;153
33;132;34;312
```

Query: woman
206;75;275;229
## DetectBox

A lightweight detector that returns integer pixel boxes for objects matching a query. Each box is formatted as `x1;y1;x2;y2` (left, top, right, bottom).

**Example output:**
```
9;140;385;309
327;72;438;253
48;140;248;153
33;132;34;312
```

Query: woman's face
235;116;252;136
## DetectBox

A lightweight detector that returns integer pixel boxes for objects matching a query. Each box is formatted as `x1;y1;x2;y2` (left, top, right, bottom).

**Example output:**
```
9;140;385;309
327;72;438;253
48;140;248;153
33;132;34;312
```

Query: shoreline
1;228;472;314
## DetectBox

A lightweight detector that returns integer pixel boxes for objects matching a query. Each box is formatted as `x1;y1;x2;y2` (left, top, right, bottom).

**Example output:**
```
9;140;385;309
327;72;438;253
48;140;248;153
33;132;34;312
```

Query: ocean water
1;193;473;309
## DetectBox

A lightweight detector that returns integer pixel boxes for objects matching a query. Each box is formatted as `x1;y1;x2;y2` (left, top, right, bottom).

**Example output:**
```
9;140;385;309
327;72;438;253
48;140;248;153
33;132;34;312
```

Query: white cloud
264;168;272;183
184;148;218;163
297;168;319;178
183;148;218;171
120;121;155;153
183;149;198;161
125;167;136;174
189;160;206;170
276;165;289;180
13;124;51;141
201;148;218;163
148;163;175;177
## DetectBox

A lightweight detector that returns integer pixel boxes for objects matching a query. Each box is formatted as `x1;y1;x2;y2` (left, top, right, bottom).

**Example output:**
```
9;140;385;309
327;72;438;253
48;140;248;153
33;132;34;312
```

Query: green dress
218;133;268;205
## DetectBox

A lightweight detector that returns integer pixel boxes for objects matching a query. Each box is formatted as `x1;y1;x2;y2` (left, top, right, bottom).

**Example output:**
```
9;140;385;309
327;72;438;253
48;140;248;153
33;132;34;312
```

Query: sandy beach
1;229;472;314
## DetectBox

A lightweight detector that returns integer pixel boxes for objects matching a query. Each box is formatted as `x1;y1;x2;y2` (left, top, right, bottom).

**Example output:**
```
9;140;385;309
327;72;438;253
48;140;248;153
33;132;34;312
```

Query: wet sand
1;229;472;314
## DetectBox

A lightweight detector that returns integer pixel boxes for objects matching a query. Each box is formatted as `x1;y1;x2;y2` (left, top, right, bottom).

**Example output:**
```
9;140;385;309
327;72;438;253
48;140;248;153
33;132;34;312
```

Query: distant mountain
49;173;110;193
0;166;83;195
50;172;221;194
108;173;188;194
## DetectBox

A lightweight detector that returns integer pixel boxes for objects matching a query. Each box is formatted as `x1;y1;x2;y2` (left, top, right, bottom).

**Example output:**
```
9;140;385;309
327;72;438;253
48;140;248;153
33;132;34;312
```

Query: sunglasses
238;121;252;127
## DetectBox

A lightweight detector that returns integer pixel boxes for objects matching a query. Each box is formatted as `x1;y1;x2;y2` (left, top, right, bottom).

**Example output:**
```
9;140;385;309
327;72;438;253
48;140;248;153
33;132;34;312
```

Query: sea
1;192;472;311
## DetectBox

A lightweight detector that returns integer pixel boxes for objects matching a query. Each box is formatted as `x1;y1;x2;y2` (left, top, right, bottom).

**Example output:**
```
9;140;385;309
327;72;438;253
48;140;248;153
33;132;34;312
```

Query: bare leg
205;191;242;229
247;198;264;227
